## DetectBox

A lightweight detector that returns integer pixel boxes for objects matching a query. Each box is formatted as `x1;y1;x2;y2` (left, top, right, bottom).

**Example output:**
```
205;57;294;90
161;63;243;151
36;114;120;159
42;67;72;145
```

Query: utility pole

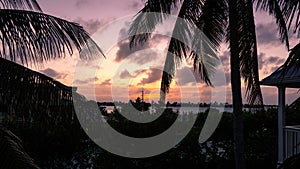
141;88;144;112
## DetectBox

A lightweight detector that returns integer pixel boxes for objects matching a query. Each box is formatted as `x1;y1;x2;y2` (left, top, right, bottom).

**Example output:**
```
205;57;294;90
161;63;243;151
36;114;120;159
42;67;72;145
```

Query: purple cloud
120;69;134;79
138;68;162;85
175;66;230;86
115;40;151;62
100;79;111;86
73;18;111;34
256;23;282;46
74;77;99;84
258;53;285;71
115;35;168;64
75;0;89;8
40;68;67;79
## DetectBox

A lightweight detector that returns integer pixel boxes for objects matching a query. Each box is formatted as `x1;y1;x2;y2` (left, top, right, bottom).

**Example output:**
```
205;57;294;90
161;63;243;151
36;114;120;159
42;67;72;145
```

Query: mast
142;88;144;102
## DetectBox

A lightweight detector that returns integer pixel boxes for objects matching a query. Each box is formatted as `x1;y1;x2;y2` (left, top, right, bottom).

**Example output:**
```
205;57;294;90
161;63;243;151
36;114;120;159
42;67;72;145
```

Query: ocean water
103;105;275;114
103;106;234;114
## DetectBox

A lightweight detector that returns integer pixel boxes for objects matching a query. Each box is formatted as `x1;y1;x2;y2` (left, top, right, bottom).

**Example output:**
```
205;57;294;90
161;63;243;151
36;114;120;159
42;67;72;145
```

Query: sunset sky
33;0;299;105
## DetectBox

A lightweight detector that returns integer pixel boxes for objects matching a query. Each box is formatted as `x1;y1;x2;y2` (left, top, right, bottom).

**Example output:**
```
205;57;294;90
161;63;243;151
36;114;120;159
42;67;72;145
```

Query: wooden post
278;86;286;166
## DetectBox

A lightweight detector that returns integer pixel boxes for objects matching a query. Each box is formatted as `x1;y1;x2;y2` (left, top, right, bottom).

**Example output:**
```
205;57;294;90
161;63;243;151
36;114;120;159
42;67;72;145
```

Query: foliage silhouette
128;1;299;168
0;0;104;168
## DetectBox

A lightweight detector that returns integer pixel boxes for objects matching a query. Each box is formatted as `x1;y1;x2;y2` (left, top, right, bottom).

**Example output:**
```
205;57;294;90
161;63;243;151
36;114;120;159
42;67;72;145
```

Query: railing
284;126;300;160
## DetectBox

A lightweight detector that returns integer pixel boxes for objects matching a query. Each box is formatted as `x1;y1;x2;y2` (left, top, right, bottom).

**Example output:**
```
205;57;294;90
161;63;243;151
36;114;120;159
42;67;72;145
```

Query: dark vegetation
2;104;300;169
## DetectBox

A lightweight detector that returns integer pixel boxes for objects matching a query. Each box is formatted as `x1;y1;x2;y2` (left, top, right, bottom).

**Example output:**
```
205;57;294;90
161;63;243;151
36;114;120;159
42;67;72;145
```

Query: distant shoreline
100;104;278;113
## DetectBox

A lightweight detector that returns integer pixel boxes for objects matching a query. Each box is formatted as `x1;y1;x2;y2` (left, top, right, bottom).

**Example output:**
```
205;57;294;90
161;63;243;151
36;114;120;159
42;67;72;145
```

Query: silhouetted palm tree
0;0;104;168
0;0;104;64
128;0;299;168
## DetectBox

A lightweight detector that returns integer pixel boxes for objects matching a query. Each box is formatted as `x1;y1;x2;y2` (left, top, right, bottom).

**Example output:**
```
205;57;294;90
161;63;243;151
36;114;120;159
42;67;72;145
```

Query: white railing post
278;86;286;166
284;127;300;159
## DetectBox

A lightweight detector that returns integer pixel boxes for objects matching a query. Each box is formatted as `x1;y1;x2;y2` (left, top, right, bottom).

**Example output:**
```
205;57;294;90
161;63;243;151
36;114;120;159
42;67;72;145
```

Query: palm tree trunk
229;0;245;169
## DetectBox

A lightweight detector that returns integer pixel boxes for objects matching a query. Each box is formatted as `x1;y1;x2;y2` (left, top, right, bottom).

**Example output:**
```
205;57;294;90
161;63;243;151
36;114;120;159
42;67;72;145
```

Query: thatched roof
0;57;82;121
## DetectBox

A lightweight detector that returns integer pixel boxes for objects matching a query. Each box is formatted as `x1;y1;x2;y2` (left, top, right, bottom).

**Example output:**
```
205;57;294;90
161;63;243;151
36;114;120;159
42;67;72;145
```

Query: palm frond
161;0;227;101
160;0;202;102
190;0;228;85
190;30;220;87
238;0;263;105
196;0;228;48
0;9;104;66
0;127;40;169
128;0;181;48
278;0;300;37
160;53;176;102
255;0;290;49
0;0;42;11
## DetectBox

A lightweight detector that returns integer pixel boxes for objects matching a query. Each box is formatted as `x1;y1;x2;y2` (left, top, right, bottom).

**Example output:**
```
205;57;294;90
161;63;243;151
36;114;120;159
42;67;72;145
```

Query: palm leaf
255;0;290;49
0;9;104;66
278;0;300;37
190;0;228;83
128;0;183;102
160;0;204;101
189;30;221;86
161;0;227;101
196;0;228;48
0;127;40;169
129;0;225;101
234;0;263;105
128;0;181;48
160;0;199;95
0;0;42;11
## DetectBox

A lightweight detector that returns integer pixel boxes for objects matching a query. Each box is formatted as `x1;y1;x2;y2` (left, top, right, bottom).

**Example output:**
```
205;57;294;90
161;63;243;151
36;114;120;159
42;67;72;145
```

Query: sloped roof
261;43;300;88
260;64;300;88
